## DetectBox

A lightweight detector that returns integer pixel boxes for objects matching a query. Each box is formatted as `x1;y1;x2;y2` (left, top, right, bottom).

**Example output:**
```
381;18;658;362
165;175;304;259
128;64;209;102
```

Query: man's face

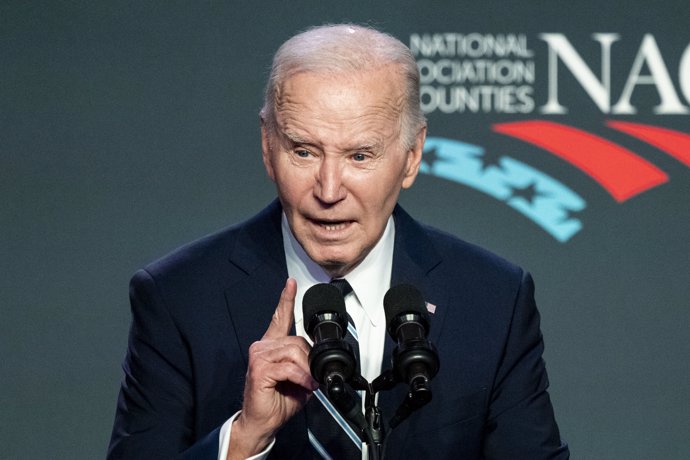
262;68;425;277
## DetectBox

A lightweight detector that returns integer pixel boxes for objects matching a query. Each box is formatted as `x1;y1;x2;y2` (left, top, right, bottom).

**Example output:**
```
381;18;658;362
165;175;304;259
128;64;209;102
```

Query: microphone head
302;283;347;338
303;283;355;384
384;284;429;335
384;284;440;388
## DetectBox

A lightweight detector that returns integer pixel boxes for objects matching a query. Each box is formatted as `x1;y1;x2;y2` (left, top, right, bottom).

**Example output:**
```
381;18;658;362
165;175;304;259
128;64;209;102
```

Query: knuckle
248;340;262;354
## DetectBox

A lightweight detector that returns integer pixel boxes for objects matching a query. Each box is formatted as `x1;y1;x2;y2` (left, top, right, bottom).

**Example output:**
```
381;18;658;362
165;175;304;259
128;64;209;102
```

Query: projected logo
421;121;690;242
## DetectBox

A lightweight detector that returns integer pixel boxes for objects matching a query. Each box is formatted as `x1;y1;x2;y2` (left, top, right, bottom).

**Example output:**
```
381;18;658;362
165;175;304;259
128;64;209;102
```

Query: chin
318;255;364;278
307;252;353;276
313;256;348;271
301;241;363;275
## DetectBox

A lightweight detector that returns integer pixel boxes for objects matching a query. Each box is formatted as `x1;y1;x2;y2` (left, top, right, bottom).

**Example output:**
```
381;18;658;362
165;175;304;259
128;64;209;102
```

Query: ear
401;125;427;189
260;118;276;182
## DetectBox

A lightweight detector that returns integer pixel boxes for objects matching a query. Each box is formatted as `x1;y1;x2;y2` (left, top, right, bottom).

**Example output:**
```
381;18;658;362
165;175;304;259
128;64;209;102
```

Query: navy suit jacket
108;200;568;459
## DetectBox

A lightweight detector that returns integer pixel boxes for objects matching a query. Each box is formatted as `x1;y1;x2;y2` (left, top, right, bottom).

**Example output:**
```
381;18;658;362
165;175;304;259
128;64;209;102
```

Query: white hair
260;24;426;149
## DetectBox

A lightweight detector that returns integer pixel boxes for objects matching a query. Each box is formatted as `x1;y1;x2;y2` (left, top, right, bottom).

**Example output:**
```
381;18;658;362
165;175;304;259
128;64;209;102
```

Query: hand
228;278;318;459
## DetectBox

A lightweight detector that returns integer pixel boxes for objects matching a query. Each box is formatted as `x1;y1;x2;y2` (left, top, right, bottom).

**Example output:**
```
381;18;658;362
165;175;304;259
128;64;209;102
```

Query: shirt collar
282;213;395;328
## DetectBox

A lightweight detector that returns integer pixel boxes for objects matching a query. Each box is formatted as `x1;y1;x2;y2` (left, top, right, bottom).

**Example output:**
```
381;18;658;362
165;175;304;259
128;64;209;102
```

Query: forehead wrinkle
284;115;391;153
274;70;407;151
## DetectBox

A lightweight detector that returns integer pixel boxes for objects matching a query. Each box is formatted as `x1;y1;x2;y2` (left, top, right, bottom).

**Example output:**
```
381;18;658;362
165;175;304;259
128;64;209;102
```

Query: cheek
355;190;398;232
274;169;313;205
374;169;406;203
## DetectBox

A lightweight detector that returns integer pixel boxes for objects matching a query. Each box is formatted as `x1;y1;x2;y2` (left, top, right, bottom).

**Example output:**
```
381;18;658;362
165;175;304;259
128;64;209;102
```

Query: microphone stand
331;369;427;460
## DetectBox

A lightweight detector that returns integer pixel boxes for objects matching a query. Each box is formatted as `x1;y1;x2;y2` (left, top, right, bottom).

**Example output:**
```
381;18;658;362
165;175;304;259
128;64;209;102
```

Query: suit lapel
388;205;448;354
380;206;451;451
223;200;288;363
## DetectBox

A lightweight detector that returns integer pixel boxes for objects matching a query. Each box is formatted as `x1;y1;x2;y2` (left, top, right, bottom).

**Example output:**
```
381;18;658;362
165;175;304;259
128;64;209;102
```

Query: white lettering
680;44;690;103
416;59;535;85
416;32;688;116
612;35;689;114
419;85;534;114
539;33;620;114
410;33;533;58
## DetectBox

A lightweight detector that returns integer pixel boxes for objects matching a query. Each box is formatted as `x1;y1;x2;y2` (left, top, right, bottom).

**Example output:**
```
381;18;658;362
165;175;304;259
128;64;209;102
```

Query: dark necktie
306;279;362;459
329;279;360;366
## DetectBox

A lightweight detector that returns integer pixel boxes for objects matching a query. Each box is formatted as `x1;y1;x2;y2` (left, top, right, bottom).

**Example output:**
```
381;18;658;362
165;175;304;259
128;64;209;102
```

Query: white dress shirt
217;213;396;460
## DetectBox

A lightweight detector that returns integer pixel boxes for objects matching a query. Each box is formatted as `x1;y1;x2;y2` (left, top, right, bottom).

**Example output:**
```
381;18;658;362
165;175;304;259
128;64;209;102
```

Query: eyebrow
281;129;383;153
352;143;378;152
282;130;311;145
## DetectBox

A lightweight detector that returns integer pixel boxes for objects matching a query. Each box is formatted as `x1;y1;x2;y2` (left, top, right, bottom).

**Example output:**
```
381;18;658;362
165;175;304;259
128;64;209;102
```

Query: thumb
262;278;297;339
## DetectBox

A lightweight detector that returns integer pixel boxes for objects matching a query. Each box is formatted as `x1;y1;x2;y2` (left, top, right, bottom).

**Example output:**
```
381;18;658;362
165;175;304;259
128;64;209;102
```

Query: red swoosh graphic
493;120;668;202
606;121;690;169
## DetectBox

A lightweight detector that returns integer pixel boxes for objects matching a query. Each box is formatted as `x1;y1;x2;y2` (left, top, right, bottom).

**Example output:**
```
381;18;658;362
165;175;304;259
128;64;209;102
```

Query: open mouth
311;219;353;232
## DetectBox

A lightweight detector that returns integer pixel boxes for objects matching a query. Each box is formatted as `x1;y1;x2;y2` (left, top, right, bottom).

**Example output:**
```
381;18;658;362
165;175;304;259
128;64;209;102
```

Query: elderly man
108;24;569;459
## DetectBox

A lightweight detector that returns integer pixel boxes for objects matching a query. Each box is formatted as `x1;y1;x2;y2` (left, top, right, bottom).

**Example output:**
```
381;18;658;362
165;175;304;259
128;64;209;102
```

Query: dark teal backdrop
2;1;688;458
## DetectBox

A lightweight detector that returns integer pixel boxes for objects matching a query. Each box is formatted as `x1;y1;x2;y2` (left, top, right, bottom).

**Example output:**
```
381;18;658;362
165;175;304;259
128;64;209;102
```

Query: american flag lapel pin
425;301;437;314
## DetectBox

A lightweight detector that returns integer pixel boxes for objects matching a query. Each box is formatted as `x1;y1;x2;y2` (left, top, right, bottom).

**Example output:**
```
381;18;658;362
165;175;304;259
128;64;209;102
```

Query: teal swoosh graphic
421;137;586;242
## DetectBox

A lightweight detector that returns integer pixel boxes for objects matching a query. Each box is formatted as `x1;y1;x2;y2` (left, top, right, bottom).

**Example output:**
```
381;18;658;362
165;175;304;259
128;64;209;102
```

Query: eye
352;152;367;162
295;149;311;158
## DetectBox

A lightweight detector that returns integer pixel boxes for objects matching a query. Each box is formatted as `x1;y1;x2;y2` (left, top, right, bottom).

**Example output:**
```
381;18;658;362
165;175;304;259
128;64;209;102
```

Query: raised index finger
262;278;297;339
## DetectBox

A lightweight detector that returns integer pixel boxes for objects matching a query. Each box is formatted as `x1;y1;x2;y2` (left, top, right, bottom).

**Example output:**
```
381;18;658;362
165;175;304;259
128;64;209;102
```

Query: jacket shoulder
423;224;523;279
138;200;283;285
393;205;524;283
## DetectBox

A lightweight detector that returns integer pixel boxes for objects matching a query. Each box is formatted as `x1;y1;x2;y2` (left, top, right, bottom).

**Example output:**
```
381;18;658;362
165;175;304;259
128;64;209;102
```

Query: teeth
321;222;347;231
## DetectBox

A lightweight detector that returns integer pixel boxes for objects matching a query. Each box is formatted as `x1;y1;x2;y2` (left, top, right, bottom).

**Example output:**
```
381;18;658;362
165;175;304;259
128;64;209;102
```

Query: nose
314;156;347;204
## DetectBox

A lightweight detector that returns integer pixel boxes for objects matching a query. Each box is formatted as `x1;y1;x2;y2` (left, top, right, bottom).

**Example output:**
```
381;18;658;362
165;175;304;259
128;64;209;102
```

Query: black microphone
384;283;440;425
302;283;357;386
